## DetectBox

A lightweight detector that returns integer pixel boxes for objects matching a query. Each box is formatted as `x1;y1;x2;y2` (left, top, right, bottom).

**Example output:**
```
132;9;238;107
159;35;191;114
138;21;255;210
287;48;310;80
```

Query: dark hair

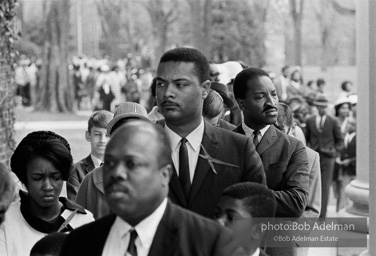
30;232;67;256
203;90;224;119
341;80;352;92
88;110;113;132
316;78;325;86
10;131;73;185
233;68;270;100
222;182;276;218
335;102;352;117
159;47;210;84
276;102;294;130
281;65;289;72
307;80;315;88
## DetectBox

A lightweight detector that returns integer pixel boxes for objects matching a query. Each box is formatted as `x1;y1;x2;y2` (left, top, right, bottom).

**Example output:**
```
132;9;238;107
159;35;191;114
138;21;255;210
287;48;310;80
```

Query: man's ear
201;80;211;99
251;223;264;240
237;98;245;111
85;131;91;142
160;164;172;186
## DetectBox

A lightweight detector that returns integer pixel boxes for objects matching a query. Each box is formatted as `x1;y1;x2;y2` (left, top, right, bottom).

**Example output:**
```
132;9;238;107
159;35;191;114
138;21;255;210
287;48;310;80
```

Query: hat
313;94;329;107
348;94;358;105
210;82;234;108
334;97;351;108
107;102;150;135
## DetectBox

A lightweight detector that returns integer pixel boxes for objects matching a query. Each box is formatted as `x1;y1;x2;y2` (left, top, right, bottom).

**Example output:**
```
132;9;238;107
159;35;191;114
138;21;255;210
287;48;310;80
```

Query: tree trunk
37;0;72;112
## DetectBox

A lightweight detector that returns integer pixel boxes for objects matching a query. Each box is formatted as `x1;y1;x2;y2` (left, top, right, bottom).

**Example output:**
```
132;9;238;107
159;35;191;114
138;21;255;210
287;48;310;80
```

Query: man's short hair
30;232;68;256
88;110;113;132
233;68;270;100
203;90;224;119
222;182;276;218
159;47;210;84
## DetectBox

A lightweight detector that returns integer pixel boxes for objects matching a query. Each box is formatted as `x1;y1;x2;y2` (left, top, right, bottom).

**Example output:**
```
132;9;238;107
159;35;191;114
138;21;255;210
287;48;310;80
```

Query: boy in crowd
215;182;276;256
67;110;113;200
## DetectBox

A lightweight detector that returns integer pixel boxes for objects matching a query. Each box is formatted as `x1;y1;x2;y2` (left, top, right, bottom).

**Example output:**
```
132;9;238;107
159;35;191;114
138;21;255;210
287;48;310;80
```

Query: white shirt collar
165;118;204;153
251;248;260;256
90;154;103;168
109;198;168;256
241;122;270;139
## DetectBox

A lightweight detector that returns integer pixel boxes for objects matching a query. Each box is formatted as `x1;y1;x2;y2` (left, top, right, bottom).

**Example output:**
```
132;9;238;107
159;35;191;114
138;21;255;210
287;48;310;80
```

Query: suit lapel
189;121;218;205
257;125;279;155
84;155;95;175
148;201;178;256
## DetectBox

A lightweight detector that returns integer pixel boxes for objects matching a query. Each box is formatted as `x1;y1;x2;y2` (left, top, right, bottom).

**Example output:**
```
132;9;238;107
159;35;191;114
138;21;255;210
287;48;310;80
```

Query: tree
311;0;336;70
185;0;213;57
37;0;73;112
211;0;270;67
0;0;18;165
142;0;177;67
287;0;305;66
95;0;128;58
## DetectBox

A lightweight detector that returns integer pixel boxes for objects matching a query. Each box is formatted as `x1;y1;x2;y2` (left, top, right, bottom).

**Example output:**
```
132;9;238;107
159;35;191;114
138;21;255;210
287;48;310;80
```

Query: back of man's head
276;102;294;131
222;182;276;218
159;47;210;84
30;232;67;256
233;68;270;100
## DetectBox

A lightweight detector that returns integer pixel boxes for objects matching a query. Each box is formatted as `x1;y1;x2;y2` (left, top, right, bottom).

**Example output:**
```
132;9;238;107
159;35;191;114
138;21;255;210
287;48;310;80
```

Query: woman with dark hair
0;131;94;256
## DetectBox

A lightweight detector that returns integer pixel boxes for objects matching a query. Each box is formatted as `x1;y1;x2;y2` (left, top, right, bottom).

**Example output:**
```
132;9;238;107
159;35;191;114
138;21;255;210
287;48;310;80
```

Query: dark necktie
127;229;138;256
179;138;191;199
320;116;325;131
253;130;260;148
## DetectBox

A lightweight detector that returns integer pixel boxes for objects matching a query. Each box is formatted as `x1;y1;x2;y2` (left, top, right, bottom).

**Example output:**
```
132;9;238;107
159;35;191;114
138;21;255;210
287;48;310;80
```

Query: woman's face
338;103;350;118
25;156;63;209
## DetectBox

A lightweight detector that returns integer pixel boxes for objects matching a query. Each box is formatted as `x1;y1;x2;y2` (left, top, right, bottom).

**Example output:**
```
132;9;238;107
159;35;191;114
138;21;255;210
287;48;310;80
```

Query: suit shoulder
172;203;224;232
68;214;115;237
214;125;248;142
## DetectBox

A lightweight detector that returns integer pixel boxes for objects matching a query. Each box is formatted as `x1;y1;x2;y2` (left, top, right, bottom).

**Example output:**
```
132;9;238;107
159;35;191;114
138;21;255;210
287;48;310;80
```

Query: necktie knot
127;229;138;256
181;137;187;145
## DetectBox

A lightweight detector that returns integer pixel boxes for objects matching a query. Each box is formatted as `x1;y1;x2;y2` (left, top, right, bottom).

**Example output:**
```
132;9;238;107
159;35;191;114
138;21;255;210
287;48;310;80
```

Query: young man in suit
155;47;266;218
61;121;236;256
232;68;309;218
67;110;113;201
304;94;344;218
214;182;276;256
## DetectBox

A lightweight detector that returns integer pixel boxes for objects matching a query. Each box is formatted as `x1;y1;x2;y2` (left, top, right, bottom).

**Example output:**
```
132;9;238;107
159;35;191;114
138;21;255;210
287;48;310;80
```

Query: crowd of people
14;54;154;112
1;47;358;256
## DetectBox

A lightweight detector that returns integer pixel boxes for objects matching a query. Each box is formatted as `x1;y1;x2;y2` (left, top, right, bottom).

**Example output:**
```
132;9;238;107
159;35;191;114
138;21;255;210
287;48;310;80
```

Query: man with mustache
155;47;265;219
233;68;309;219
60;121;237;256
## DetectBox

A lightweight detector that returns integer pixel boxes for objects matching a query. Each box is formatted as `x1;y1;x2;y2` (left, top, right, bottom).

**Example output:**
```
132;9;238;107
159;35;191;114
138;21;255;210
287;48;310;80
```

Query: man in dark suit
155;47;266;219
232;68;309;218
61;121;236;256
305;93;344;218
